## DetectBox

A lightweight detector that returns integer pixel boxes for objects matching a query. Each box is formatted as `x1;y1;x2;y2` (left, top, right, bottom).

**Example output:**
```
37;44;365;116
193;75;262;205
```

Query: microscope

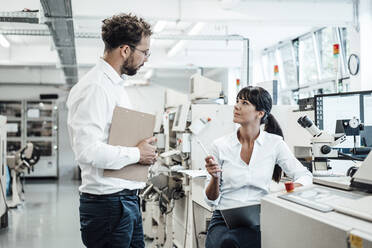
297;115;346;172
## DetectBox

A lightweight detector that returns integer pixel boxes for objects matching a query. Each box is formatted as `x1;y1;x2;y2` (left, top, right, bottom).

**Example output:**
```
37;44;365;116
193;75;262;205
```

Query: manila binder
103;106;155;182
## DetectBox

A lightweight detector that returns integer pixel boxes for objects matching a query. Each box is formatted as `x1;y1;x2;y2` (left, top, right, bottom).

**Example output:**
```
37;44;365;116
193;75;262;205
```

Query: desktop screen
315;90;372;148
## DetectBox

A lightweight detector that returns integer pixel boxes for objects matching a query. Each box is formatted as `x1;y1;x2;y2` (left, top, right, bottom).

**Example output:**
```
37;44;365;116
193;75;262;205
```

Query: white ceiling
0;0;354;83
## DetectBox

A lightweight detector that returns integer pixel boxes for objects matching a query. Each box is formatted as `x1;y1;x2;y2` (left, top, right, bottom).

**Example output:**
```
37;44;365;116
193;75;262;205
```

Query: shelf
1;99;59;178
26;117;54;122
7;117;22;121
26;137;54;142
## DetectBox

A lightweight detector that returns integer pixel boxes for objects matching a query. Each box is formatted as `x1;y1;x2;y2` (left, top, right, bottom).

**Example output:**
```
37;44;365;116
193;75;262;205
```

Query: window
261;50;278;81
261;54;270;81
340;27;350;77
267;50;276;80
299;35;318;85
278;43;298;89
318;27;337;80
260;26;352;100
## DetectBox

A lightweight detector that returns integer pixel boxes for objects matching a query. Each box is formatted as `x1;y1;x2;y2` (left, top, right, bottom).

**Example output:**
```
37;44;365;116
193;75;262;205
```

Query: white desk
261;185;372;248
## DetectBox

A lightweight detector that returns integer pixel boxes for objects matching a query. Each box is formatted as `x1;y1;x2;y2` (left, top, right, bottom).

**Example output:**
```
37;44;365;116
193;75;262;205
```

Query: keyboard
329;196;372;222
313;171;345;177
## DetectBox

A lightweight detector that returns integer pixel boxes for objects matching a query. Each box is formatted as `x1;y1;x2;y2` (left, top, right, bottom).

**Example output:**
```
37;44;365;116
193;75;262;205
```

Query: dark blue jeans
205;210;261;248
79;193;144;248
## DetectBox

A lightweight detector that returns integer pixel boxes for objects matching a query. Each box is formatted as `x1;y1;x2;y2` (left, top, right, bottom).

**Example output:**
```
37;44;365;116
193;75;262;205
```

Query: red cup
284;181;294;193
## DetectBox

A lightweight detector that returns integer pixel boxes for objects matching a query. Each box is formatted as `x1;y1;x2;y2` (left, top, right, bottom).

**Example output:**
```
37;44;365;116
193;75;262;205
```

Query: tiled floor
0;180;83;247
0;180;153;248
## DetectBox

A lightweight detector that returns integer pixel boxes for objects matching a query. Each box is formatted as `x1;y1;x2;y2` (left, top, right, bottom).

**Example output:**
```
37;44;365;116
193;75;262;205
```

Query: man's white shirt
204;130;313;210
67;58;145;194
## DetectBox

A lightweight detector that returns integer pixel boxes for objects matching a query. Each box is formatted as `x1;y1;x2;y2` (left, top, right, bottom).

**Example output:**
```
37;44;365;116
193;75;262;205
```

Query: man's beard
120;56;140;76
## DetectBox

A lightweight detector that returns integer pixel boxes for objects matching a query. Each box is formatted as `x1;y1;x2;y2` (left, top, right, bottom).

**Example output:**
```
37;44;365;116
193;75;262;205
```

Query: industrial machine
6;142;40;208
141;75;235;248
189;74;222;101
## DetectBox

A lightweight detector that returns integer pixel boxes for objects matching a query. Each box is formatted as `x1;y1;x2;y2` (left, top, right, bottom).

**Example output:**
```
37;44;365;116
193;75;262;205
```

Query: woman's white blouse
204;130;313;210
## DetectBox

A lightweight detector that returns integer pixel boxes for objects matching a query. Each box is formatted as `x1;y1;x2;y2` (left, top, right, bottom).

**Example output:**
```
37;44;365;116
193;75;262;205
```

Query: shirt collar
255;130;265;146
98;58;125;85
232;128;265;146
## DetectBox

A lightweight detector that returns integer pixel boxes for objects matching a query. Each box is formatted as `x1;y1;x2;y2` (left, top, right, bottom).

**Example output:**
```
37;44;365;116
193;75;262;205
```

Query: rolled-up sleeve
275;139;313;186
204;142;222;207
67;84;140;170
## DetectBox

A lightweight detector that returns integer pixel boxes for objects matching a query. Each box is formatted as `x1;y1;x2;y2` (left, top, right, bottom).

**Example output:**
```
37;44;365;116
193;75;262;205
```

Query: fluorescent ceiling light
153;21;167;33
0;34;10;48
167;22;205;58
188;22;206;35
167;40;186;58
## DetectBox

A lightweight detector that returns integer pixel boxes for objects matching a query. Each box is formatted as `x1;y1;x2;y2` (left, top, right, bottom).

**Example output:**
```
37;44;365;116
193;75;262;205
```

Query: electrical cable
338;152;364;161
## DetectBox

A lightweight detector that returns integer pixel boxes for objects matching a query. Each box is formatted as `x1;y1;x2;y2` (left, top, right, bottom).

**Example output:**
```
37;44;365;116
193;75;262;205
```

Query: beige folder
103;106;155;182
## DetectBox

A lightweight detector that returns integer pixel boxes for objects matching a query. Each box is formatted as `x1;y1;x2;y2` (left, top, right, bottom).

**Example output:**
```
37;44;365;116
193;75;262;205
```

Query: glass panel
268;51;276;80
280;91;298;105
27;121;53;137
280;93;293;105
319;27;336;79
261;54;270;81
342;28;349;59
262;51;277;81
27;141;52;156
0;101;22;118
6;121;21;137
340;27;350;77
279;44;298;89
26;101;55;118
299;35;318;85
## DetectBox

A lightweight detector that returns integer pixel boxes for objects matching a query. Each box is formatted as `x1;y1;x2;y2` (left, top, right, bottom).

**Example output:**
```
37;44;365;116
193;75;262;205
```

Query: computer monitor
315;90;372;148
361;126;372;147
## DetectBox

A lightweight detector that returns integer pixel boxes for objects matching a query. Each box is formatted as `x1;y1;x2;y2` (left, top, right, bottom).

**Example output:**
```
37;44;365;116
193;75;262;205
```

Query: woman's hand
205;155;222;179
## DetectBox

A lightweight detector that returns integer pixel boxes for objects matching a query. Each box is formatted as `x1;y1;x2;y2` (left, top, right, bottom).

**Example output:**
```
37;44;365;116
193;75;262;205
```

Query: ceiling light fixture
167;22;205;58
153;21;167;33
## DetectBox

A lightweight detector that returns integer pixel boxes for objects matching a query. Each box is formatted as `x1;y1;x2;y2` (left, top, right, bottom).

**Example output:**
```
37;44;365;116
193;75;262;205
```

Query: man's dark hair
101;13;152;52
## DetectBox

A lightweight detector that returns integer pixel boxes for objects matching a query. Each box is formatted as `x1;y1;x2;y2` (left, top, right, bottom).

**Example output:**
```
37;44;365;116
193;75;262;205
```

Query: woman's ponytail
236;86;285;183
264;113;284;183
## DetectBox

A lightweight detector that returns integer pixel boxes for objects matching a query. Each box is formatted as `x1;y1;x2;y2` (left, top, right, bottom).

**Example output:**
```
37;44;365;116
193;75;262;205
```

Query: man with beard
66;14;156;248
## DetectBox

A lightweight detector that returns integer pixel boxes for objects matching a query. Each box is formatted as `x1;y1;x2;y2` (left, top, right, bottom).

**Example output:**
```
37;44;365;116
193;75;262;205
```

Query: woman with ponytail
204;86;312;248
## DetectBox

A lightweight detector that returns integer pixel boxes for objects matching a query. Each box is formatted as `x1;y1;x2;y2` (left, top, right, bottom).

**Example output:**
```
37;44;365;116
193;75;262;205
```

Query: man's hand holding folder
103;106;157;182
137;137;157;165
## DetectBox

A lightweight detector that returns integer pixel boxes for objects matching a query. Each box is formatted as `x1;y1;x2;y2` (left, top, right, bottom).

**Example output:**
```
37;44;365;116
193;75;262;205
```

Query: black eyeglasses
127;44;151;58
